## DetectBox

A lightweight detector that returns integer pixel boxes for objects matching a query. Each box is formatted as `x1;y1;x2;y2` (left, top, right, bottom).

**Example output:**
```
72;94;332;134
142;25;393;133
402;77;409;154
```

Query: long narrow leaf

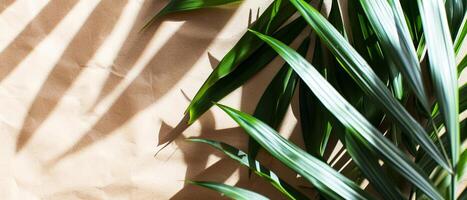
459;55;467;74
250;30;443;200
249;38;310;168
189;181;269;200
299;0;342;158
359;0;430;111
143;0;242;29
216;103;373;200
188;138;309;200
184;16;307;128
419;84;467;173
400;0;424;46
289;0;451;172
187;0;307;124
454;13;467;54
445;0;464;36
415;119;466;199
300;39;331;157
345;134;403;200
417;1;460;198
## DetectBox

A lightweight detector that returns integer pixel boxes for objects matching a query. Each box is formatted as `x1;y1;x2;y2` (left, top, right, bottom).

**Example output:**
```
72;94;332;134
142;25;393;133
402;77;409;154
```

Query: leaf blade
185;16;307;126
216;103;373;200
345;134;403;200
417;0;459;197
187;0;307;124
250;29;442;200
188;138;310;200
289;0;451;173
189;181;269;200
143;0;242;29
359;0;430;111
249;37;310;168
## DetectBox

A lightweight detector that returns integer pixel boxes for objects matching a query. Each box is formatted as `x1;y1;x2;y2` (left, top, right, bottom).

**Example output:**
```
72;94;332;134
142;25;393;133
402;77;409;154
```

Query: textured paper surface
0;0;305;199
0;0;465;199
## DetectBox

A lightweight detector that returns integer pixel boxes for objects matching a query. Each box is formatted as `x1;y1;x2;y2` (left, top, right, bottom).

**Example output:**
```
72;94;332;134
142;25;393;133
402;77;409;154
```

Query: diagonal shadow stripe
0;0;50;52
87;0;169;113
48;5;240;164
0;0;104;142
0;0;15;14
169;158;240;200
0;0;79;82
15;0;128;153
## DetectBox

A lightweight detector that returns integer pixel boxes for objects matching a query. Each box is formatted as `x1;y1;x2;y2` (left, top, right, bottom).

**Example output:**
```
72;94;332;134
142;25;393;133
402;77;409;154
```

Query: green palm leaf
445;0;464;36
298;0;344;158
299;39;332;158
345;134;403;200
188;138;309;200
186;0;308;124
143;0;242;29
216;103;373;200
459;55;467;74
188;181;269;200
419;84;467;173
183;17;306;129
417;0;460;198
454;13;467;54
250;30;442;200
248;37;310;168
289;0;451;172
359;0;430;111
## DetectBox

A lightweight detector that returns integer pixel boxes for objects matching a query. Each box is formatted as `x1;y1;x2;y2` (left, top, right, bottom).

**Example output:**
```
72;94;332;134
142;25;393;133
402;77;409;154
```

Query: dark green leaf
445;0;465;37
299;39;331;157
454;13;467;54
420;84;467;171
249;37;310;168
184;16;307;128
143;0;242;29
290;0;451;173
187;0;308;124
188;181;269;200
459;55;467;75
345;134;403;200
250;29;442;200
188;138;310;200
359;0;430;111
216;103;373;200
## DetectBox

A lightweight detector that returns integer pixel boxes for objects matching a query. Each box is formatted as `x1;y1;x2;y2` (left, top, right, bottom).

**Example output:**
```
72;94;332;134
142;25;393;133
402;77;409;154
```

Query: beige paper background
0;0;465;199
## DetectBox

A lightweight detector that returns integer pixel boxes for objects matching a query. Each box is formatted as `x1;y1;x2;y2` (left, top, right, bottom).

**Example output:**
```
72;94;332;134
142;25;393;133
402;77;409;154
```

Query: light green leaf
289;0;451;172
188;181;269;200
249;37;310;167
454;13;467;54
417;1;460;197
188;138;309;200
359;0;430;111
250;29;442;200
216;103;373;200
345;134;403;200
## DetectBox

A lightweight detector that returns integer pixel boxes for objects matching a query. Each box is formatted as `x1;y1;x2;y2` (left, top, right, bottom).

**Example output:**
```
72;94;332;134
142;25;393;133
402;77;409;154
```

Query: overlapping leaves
148;0;467;199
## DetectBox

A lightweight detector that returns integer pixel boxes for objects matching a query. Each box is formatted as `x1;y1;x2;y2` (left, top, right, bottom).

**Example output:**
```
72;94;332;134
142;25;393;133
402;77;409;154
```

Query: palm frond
188;181;269;200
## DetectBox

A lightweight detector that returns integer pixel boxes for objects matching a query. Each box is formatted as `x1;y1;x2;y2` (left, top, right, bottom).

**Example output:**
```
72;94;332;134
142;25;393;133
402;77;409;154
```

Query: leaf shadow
0;0;14;13
0;0;79;83
45;2;240;165
15;0;130;152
